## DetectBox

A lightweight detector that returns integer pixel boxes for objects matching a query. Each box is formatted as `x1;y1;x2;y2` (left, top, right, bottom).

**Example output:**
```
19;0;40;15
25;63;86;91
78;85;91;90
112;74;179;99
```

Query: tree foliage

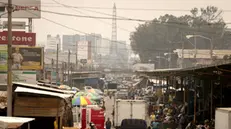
130;6;228;64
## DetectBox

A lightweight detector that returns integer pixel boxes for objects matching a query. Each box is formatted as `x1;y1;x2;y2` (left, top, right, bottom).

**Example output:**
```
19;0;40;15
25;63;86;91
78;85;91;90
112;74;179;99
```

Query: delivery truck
215;108;231;129
114;99;147;129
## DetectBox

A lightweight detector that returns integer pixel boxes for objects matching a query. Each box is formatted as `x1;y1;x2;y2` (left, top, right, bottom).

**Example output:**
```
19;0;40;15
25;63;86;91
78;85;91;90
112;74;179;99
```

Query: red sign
0;31;36;46
90;109;105;129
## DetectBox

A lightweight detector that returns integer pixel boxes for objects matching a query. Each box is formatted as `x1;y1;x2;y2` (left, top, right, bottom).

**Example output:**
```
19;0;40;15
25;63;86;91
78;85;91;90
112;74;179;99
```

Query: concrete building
117;40;129;62
62;34;101;58
46;35;61;52
98;38;110;56
62;34;80;53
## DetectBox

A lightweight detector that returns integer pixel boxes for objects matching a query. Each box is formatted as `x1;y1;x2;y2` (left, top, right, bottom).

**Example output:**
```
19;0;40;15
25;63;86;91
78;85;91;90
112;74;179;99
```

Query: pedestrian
106;118;112;129
150;112;156;123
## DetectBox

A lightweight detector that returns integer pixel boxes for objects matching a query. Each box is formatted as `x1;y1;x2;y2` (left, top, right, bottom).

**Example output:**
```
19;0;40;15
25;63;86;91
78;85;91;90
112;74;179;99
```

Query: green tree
130;6;227;64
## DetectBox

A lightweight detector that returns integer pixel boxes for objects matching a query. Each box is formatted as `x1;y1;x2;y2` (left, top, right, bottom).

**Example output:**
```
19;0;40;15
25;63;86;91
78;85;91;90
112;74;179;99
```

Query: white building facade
46;35;61;52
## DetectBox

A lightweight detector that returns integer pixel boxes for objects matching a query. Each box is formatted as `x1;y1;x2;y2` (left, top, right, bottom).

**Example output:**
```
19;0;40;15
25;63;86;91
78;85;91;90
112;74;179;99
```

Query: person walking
106;118;112;129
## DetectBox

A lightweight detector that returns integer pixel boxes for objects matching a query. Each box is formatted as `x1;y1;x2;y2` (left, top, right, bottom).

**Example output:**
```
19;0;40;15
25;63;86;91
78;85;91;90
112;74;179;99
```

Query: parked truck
114;99;147;129
215;108;231;129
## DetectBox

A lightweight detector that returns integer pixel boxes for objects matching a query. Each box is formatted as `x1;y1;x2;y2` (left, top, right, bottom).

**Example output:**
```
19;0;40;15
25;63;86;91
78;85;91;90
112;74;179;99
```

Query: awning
13;82;76;95
0;116;34;129
15;87;72;99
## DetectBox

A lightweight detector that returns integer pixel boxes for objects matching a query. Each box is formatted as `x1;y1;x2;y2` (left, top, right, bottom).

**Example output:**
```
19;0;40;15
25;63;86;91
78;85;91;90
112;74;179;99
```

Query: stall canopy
15;87;72;99
0;116;34;129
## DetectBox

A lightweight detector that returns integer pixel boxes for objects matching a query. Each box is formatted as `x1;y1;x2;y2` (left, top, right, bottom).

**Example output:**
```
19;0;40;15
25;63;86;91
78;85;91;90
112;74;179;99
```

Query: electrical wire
51;0;131;32
39;4;231;13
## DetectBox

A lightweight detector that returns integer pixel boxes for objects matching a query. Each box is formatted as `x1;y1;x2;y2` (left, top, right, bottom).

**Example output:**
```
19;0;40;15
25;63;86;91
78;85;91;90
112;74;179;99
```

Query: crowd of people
147;96;214;129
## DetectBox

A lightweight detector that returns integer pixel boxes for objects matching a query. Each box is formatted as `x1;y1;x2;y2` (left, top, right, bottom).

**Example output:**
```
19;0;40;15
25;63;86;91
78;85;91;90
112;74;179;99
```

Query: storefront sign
0;31;36;46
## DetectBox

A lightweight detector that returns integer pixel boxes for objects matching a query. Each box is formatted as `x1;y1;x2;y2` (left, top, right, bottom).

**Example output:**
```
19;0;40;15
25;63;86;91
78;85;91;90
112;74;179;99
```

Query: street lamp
186;35;213;59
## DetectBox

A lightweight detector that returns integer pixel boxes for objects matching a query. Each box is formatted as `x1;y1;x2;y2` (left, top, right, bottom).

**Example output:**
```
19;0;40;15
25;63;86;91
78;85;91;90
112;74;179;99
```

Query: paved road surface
104;96;115;120
104;96;115;129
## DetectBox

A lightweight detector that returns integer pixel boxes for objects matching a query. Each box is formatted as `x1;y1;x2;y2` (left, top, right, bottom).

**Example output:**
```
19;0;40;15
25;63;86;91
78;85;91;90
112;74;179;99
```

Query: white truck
114;99;147;128
215;108;231;129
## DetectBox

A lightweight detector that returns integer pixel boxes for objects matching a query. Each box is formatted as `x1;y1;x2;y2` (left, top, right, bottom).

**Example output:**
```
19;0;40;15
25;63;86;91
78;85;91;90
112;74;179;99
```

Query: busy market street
1;0;231;129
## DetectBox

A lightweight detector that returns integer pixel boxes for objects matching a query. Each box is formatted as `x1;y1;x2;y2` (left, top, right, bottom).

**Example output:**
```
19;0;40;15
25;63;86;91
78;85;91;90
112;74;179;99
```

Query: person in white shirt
12;47;23;69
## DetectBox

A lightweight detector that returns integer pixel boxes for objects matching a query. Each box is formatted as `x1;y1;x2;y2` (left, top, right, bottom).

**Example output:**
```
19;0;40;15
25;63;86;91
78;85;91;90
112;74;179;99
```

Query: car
120;119;147;129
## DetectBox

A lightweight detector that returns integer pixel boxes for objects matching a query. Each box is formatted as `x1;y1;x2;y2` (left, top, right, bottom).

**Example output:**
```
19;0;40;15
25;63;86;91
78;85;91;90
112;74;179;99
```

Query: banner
0;46;44;70
0;71;37;85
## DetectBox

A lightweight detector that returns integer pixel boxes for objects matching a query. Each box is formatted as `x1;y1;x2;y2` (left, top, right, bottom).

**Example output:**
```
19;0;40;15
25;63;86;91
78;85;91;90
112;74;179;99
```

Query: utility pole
56;44;59;85
43;62;46;80
61;62;64;84
67;50;70;86
28;18;32;32
181;32;184;68
76;42;78;71
210;38;213;59
7;0;13;116
51;58;54;83
76;53;78;71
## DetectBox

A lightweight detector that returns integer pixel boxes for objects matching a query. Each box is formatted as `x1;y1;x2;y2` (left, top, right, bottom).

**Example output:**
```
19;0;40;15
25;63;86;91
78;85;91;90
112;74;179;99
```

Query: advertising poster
11;46;43;70
0;71;37;85
0;45;7;71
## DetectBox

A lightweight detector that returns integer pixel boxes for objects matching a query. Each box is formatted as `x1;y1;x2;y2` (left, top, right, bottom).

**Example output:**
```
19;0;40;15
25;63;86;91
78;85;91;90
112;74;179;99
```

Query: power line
40;9;148;22
36;9;231;25
23;9;136;48
51;0;131;32
39;4;231;13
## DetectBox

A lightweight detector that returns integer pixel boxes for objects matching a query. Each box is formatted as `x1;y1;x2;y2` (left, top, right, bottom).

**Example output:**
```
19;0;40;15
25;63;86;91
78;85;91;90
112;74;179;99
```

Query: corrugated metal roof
174;49;231;59
136;68;182;73
13;82;76;95
0;116;34;123
15;87;72;99
0;116;34;129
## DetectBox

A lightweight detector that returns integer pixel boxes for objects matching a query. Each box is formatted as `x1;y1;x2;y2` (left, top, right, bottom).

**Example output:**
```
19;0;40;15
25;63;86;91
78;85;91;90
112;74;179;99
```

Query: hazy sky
8;0;231;44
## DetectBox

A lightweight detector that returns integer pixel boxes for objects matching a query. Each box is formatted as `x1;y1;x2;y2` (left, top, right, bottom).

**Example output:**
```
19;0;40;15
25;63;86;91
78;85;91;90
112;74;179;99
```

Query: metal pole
194;80;197;123
28;18;32;32
43;62;46;80
51;58;54;83
181;42;184;68
211;81;213;119
76;42;78;71
194;35;197;59
158;53;161;69
7;0;13;116
181;32;184;68
68;50;70;86
76;53;78;71
56;44;59;85
210;38;213;59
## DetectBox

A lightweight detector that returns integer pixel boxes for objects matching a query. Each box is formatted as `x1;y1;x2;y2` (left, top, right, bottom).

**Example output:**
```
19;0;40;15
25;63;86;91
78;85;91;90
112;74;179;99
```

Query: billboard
0;46;43;70
0;71;37;85
0;0;41;18
3;21;26;29
0;31;36;46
